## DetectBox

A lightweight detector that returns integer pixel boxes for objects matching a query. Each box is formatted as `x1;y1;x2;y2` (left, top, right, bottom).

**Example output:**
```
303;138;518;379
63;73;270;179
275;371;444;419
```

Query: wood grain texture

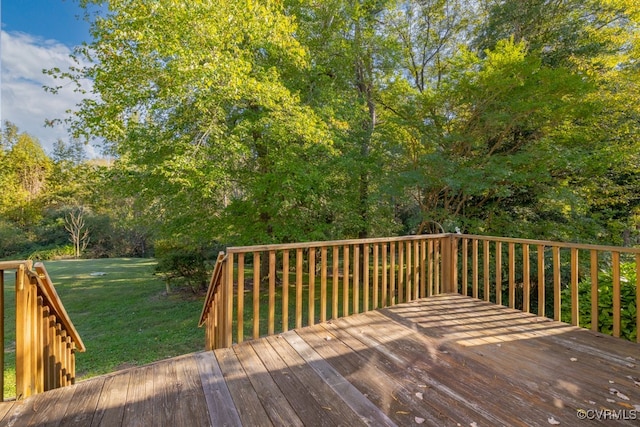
2;295;638;426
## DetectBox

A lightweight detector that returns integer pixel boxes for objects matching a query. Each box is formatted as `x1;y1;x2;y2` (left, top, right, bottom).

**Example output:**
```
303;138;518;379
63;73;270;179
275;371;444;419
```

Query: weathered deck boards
1;294;638;426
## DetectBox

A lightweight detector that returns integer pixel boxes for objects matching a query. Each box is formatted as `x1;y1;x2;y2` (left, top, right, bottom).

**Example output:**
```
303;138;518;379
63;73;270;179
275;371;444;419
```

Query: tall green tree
66;0;336;247
49;0;640;251
0;129;52;226
472;0;640;242
287;0;403;238
381;37;594;236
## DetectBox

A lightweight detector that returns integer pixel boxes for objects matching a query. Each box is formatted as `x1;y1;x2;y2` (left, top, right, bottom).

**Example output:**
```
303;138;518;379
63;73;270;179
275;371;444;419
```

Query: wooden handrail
201;234;640;349
0;261;85;401
33;263;85;352
457;234;640;254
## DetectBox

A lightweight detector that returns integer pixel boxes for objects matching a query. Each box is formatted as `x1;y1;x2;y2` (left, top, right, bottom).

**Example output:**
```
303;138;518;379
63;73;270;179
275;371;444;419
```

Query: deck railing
200;234;455;349
0;261;85;401
457;235;640;342
200;234;640;349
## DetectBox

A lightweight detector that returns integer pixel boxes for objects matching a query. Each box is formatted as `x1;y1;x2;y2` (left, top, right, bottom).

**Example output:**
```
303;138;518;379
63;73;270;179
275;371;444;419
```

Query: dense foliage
2;0;640;291
562;261;638;341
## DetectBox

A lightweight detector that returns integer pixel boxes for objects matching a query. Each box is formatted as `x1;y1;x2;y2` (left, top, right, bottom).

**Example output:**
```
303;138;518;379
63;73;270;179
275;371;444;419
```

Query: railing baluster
343;245;350;316
471;239;479;298
508;243;515;309
413;241;419;300
373;243;379;308
36;296;44;394
16;264;30;399
461;239;468;296
590;250;598;333
553;246;561;321
296;248;303;329
495;242;502;306
56;324;63;387
390;242;396;305
353;245;359;314
363;244;370;311
427;241;433;296
44;310;52;391
537;245;545;317
612;251;621;338
523;244;530;313
420;240;426;298
224;254;233;348
483;240;490;301
282;251;289;332
381;243;388;307
269;250;276;334
309;248;316;325
398;242;404;303
48;316;56;388
433;240;442;295
332;246;339;319
570;248;579;326
237;253;245;343
253;252;261;339
320;247;327;323
405;241;411;302
451;236;459;292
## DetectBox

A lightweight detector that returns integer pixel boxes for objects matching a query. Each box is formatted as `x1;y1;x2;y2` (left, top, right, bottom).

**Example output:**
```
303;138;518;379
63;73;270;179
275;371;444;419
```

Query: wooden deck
1;294;638;426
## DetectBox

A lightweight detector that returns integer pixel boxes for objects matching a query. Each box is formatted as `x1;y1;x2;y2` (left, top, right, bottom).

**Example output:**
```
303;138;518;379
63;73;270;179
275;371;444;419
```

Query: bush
0;220;32;259
154;243;213;294
561;261;637;341
29;245;75;261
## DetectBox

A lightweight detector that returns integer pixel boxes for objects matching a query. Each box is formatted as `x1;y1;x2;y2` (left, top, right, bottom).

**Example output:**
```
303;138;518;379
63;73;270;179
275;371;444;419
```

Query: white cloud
1;30;100;157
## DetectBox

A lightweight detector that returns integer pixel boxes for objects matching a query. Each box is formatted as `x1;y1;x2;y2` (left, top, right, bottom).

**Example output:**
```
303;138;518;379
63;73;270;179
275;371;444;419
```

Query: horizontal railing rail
200;234;454;349
0;260;86;401
200;234;640;349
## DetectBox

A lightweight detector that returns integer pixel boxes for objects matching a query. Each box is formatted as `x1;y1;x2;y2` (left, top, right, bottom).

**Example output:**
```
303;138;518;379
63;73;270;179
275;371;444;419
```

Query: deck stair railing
200;234;640;350
0;260;85;401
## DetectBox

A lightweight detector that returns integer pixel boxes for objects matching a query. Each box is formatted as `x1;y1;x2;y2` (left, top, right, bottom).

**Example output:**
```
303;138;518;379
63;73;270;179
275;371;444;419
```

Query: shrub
561;261;637;341
29;245;75;261
0;220;32;259
154;243;212;294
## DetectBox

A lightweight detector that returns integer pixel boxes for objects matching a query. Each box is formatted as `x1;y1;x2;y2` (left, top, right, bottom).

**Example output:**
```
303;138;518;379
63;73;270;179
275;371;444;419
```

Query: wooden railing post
441;235;453;293
224;253;234;348
15;263;31;399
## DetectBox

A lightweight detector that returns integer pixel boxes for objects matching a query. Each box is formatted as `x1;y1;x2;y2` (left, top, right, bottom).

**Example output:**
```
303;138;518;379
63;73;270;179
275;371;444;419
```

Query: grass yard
2;258;204;399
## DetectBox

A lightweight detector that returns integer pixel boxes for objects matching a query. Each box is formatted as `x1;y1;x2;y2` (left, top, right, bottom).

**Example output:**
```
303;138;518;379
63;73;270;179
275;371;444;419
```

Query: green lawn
2;258;204;399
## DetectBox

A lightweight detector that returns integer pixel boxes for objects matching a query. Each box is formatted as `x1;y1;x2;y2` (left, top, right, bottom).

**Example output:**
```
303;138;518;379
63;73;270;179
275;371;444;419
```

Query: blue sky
2;0;92;47
1;0;101;156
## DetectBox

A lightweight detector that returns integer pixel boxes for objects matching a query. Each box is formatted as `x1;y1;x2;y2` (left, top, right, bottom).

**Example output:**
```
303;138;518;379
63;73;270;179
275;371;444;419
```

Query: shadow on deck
1;294;638;426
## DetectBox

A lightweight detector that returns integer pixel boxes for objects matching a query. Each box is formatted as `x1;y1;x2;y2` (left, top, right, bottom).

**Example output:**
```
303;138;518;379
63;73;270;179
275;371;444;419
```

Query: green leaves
42;0;640;250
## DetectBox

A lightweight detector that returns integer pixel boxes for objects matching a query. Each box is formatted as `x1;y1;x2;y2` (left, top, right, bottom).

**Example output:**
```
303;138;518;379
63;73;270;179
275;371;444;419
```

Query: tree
65;207;90;258
286;0;404;238
382;37;594;235
471;0;640;242
0;128;52;226
52;138;87;165
58;0;346;262
47;0;640;253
